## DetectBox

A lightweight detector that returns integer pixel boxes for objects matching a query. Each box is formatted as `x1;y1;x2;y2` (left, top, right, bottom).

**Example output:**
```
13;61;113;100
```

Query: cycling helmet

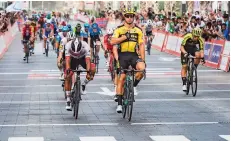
47;20;51;24
107;28;113;35
123;7;136;15
46;14;51;19
61;21;66;26
192;28;202;37
67;24;72;29
58;26;63;32
76;23;82;29
91;23;98;29
84;23;90;28
25;20;31;25
62;26;69;32
147;19;152;26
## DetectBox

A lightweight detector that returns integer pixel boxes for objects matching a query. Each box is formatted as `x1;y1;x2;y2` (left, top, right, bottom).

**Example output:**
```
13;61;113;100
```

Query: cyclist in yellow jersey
180;28;205;91
110;7;146;113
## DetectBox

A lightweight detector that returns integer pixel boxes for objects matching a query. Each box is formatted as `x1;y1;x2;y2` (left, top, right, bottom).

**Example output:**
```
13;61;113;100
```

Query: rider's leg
181;53;188;91
81;57;96;94
194;52;201;69
43;37;47;54
64;56;73;110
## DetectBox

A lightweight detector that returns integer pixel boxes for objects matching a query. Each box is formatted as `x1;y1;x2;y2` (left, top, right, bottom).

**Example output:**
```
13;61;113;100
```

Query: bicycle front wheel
74;80;81;119
191;67;198;97
122;86;128;119
127;80;134;121
26;52;29;63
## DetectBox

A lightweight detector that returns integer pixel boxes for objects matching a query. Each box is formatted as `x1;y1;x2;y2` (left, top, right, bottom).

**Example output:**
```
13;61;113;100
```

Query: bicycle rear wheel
74;80;81;119
127;80;134;121
191;67;198;97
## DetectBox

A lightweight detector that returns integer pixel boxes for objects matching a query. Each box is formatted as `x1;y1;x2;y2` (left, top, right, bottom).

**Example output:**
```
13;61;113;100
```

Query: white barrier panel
175;37;183;54
219;56;229;72
166;35;177;50
0;35;6;58
223;41;230;55
219;41;230;72
156;32;165;48
76;14;89;23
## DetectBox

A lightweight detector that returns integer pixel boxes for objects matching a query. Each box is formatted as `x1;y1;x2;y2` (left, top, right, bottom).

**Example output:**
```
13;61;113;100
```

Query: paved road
0;32;230;141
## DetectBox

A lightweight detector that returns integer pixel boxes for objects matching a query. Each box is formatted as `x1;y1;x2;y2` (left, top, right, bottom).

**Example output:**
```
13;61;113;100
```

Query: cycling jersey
43;23;54;37
73;28;84;38
104;35;113;51
30;24;37;36
22;26;33;40
65;40;91;59
89;27;102;38
113;24;143;52
181;33;204;51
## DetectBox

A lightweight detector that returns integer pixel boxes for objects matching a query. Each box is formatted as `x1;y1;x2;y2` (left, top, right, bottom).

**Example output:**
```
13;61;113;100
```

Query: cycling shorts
118;52;139;71
70;56;86;70
181;48;199;65
146;31;152;36
90;36;101;48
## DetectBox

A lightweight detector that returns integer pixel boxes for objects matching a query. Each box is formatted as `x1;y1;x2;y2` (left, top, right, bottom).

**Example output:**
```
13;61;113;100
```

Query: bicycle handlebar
70;69;89;73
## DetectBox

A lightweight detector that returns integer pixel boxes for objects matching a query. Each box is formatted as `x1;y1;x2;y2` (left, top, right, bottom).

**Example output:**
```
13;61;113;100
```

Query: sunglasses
124;14;134;18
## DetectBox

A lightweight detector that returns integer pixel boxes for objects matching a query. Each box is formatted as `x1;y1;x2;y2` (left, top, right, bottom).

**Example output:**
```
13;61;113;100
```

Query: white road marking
0;83;229;88
0;122;222;127
150;135;190;141
0;98;229;104
99;87;115;96
8;137;44;141
132;122;218;125
0;70;225;75
0;89;229;95
219;135;230;141
0;123;118;127
80;136;117;141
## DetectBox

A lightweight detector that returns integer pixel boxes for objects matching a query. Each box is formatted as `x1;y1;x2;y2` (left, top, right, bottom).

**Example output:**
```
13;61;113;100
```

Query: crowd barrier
151;30;230;72
0;23;19;59
74;14;90;23
95;18;108;28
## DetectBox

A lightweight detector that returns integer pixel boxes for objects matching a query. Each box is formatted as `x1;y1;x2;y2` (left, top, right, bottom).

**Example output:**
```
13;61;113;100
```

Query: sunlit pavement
0;26;229;141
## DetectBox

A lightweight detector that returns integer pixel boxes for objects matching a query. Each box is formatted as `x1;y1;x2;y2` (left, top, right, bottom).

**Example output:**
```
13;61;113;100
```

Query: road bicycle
185;54;204;97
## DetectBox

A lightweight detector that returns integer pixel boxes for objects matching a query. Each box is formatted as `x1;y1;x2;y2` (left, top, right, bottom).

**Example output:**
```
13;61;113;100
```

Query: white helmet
107;28;114;35
47;19;51;24
147;19;152;26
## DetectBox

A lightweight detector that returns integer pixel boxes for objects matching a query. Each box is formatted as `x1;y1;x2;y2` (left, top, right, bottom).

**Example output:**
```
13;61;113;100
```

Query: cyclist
82;23;90;43
55;27;63;57
38;14;45;39
21;20;34;61
67;24;74;38
73;23;84;39
104;28;114;67
180;28;205;91
30;19;37;54
64;38;96;111
110;7;146;113
89;23;104;61
145;19;154;52
42;19;54;54
57;26;70;80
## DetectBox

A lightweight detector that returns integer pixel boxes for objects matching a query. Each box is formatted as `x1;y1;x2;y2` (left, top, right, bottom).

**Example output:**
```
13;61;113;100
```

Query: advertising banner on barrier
209;44;222;63
95;18;108;28
204;42;212;61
